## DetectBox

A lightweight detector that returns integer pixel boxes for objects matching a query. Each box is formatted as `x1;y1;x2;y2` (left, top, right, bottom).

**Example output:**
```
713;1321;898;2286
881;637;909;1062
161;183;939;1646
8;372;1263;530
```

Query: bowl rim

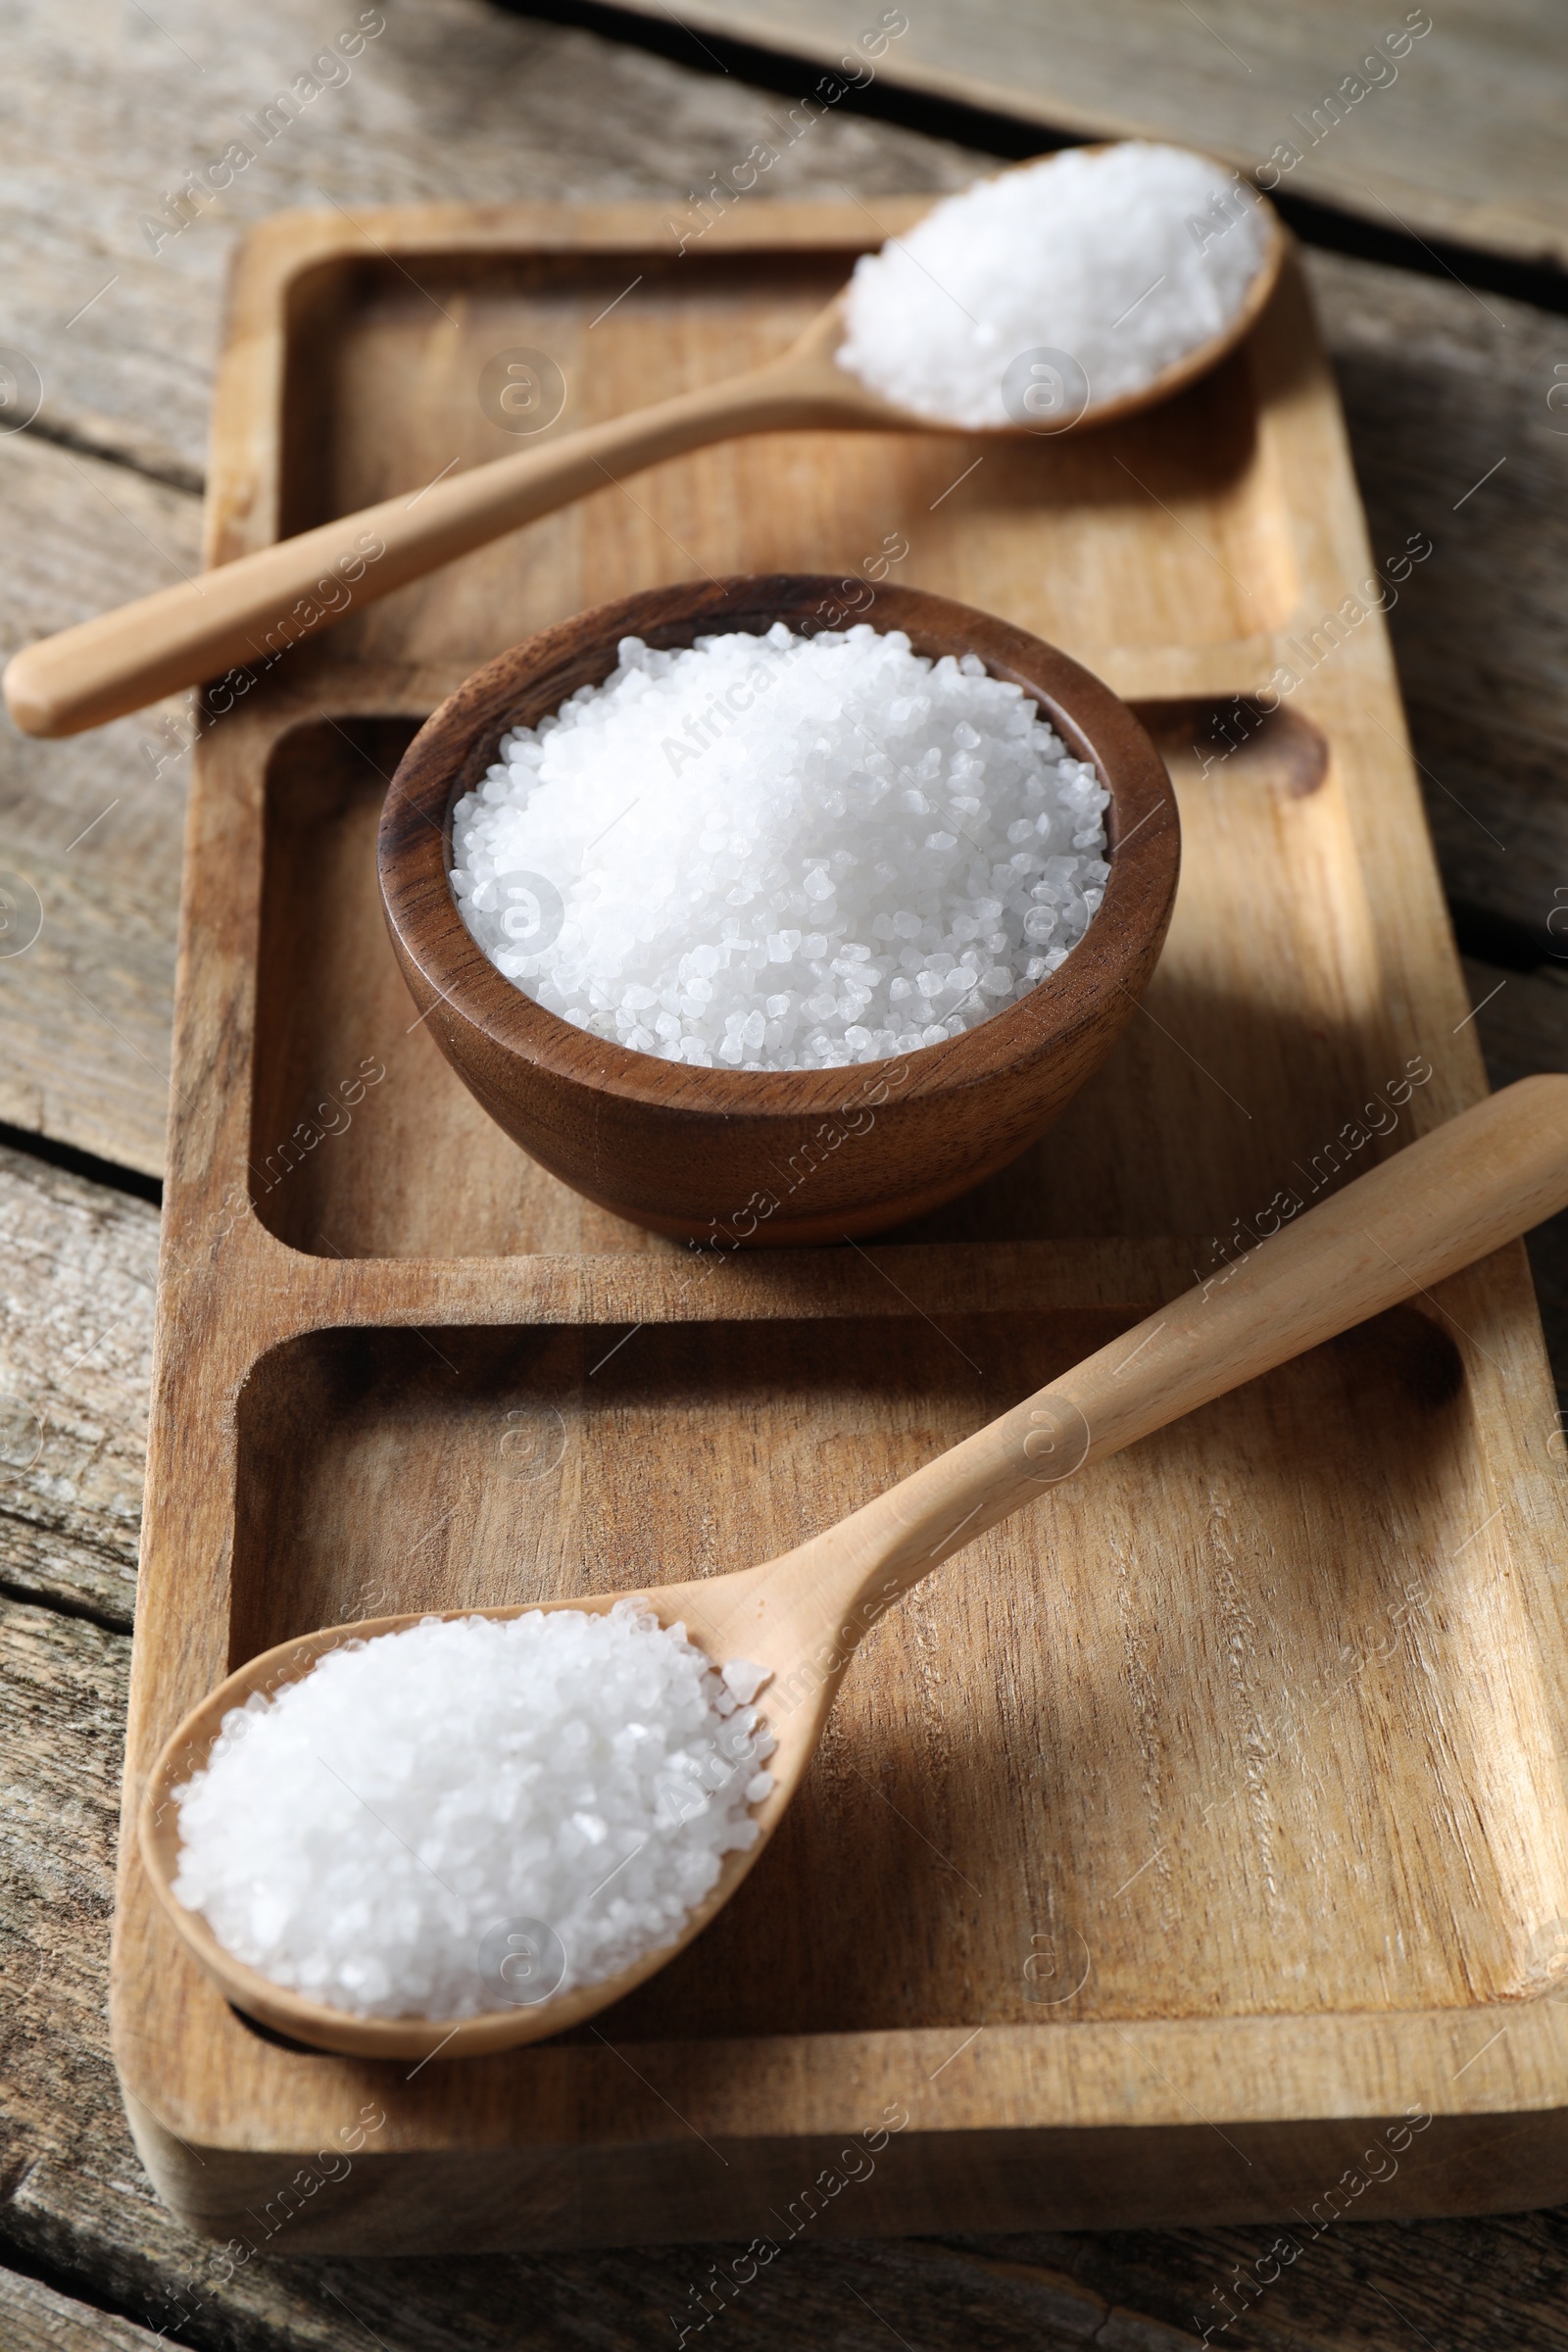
377;574;1180;1118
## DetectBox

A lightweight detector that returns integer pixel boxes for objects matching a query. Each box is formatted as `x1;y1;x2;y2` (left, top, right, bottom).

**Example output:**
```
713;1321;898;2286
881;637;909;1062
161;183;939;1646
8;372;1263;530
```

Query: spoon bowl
778;172;1286;439
6;151;1285;738
137;1575;838;2060
140;1076;1568;2059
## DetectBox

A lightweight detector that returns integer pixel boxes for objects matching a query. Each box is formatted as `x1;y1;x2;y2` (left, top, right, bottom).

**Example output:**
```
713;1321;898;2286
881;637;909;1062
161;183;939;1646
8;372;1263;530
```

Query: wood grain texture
137;1077;1568;2064
0;0;986;489
608;0;1568;269
3;193;1285;738
0;1591;131;2256
96;190;1568;2254
0;1130;1566;2352
0;434;199;1178
0;1129;1560;2342
1302;246;1568;960
0;1142;155;1628
0;0;1566;2336
7;11;1568;1181
0;2268;169;2349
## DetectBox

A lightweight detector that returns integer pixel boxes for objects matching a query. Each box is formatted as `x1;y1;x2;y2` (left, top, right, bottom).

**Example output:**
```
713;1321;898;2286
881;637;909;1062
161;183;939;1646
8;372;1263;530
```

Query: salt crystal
838;143;1269;427
170;1604;773;2021
451;624;1108;1071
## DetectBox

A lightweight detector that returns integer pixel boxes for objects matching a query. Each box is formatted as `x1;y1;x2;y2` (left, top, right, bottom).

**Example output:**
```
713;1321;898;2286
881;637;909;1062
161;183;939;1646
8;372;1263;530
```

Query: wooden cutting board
110;197;1568;2254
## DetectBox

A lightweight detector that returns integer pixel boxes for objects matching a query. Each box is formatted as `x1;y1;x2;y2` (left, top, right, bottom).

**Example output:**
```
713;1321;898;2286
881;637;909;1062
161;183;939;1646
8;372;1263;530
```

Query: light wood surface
0;0;988;1187
0;434;199;1178
140;1074;1568;2059
0;0;980;491
0;931;1545;2348
99;189;1568;2255
3;197;1282;740
0;2271;168;2352
4;1;1568;2341
612;0;1568;270
5;6;1567;1193
0;1142;152;1629
9;238;1564;1197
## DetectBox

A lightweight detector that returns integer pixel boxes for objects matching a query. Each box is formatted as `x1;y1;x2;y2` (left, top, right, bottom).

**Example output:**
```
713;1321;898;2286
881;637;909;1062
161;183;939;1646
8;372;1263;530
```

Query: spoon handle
826;1075;1568;1612
1;361;815;741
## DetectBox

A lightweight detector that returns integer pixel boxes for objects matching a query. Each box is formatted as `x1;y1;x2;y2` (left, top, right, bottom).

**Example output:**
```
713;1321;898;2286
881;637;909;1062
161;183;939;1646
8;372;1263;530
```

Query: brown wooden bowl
378;576;1180;1245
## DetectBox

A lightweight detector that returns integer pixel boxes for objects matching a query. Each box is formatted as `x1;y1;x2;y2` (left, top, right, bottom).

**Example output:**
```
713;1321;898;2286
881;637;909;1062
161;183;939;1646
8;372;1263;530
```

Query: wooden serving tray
112;199;1568;2253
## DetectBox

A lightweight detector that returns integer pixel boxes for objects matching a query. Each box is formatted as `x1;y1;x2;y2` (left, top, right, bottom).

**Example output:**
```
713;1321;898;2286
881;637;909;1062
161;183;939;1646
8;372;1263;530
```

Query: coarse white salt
450;622;1109;1071
171;1604;775;2021
838;142;1270;427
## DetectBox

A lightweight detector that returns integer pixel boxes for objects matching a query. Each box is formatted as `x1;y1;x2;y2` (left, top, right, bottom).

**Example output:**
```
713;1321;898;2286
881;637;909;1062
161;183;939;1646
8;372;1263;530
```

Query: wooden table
3;3;1568;2342
606;0;1568;270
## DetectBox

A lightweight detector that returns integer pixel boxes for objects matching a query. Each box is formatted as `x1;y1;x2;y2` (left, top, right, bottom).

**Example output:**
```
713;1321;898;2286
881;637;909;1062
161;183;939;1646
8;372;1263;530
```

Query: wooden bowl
378;577;1179;1245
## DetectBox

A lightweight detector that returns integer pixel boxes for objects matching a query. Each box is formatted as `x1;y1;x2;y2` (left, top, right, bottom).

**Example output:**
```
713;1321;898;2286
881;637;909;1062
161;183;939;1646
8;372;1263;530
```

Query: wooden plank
2;0;985;488
0;434;199;1179
6;8;1568;1180
611;0;1568;270
0;1381;1188;2350
8;2140;1205;2352
1303;246;1568;956
991;2216;1568;2350
0;1591;129;2196
0;1143;156;1629
1468;959;1568;1401
0;2271;167;2352
0;1054;1562;2339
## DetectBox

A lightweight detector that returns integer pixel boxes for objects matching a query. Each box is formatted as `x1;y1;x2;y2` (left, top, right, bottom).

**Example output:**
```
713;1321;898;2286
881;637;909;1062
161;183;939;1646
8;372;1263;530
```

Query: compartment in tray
250;699;1395;1259
225;1301;1564;2031
918;694;1402;1242
277;246;1298;680
249;717;663;1258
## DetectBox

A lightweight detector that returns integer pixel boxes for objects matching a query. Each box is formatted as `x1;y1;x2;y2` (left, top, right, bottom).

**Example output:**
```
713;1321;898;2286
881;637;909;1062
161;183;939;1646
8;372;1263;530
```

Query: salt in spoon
6;148;1285;739
140;1075;1568;2058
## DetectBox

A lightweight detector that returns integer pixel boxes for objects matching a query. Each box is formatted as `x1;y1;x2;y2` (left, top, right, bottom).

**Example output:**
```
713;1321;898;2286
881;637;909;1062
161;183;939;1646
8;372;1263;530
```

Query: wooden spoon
139;1074;1568;2059
5;163;1285;739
